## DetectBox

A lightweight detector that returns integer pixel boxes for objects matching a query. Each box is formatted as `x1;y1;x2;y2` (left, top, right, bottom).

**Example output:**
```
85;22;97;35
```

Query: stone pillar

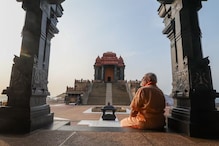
114;66;117;82
158;0;219;138
94;66;102;80
119;66;125;80
0;0;64;133
122;67;125;80
94;66;98;80
101;66;104;81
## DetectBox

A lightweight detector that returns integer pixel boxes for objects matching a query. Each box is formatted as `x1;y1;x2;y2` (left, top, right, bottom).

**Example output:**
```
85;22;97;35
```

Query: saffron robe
120;84;166;129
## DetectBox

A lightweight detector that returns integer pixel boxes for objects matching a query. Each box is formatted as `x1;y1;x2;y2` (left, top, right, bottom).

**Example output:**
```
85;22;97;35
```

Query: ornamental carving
173;69;190;97
32;56;48;94
190;57;212;91
192;71;210;90
10;56;31;96
172;56;190;97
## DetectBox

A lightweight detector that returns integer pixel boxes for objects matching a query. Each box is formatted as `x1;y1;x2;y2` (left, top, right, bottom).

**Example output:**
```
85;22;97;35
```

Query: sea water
0;95;8;106
0;95;7;102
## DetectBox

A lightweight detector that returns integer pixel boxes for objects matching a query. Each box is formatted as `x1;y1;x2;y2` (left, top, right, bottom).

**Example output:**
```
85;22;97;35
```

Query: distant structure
65;51;126;104
94;52;125;82
65;79;91;105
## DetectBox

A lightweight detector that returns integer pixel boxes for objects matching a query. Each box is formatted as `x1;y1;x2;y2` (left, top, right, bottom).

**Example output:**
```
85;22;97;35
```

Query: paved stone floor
1;129;219;146
0;104;219;146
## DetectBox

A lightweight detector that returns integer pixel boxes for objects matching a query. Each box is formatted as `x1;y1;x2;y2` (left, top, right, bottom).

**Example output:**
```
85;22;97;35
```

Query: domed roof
94;52;125;67
95;56;101;66
118;56;125;67
102;52;117;58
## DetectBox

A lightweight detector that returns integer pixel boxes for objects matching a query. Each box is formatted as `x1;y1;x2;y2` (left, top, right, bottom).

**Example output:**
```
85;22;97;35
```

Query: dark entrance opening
107;76;111;82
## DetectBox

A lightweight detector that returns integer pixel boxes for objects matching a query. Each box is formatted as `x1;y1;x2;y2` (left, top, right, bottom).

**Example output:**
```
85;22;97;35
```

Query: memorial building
94;52;125;82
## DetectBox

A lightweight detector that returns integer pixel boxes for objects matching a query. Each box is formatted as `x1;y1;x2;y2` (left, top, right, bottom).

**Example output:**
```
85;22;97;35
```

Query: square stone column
0;0;64;133
158;0;219;138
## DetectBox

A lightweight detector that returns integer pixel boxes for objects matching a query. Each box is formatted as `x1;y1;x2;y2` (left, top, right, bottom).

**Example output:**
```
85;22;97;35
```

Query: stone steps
87;82;131;105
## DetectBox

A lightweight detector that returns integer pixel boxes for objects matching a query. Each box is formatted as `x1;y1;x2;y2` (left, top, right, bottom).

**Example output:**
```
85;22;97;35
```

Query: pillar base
30;104;54;131
168;107;219;138
0;104;53;133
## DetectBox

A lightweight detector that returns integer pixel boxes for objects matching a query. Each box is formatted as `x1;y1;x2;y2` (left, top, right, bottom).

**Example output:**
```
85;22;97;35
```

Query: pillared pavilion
94;52;125;82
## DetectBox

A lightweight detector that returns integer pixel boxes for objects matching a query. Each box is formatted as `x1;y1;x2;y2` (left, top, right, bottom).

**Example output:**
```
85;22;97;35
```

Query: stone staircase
87;82;130;105
112;82;130;105
87;82;106;105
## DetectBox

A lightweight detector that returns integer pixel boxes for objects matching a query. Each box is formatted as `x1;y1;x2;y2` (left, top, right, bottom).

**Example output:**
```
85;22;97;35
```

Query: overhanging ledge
17;0;65;4
157;0;174;4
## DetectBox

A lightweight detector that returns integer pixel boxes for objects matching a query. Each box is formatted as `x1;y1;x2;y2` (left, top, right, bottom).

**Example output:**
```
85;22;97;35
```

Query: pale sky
0;1;218;97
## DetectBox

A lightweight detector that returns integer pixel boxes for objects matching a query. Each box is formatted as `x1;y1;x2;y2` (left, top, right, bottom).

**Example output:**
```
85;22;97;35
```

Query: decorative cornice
157;0;174;4
94;52;125;67
47;0;65;4
17;0;65;4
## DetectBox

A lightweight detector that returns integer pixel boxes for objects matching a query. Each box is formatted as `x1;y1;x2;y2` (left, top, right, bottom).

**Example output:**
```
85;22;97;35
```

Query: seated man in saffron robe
120;72;166;130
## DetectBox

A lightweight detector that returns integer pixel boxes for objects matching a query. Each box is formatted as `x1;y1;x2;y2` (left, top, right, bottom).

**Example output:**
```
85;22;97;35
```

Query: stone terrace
1;104;219;146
